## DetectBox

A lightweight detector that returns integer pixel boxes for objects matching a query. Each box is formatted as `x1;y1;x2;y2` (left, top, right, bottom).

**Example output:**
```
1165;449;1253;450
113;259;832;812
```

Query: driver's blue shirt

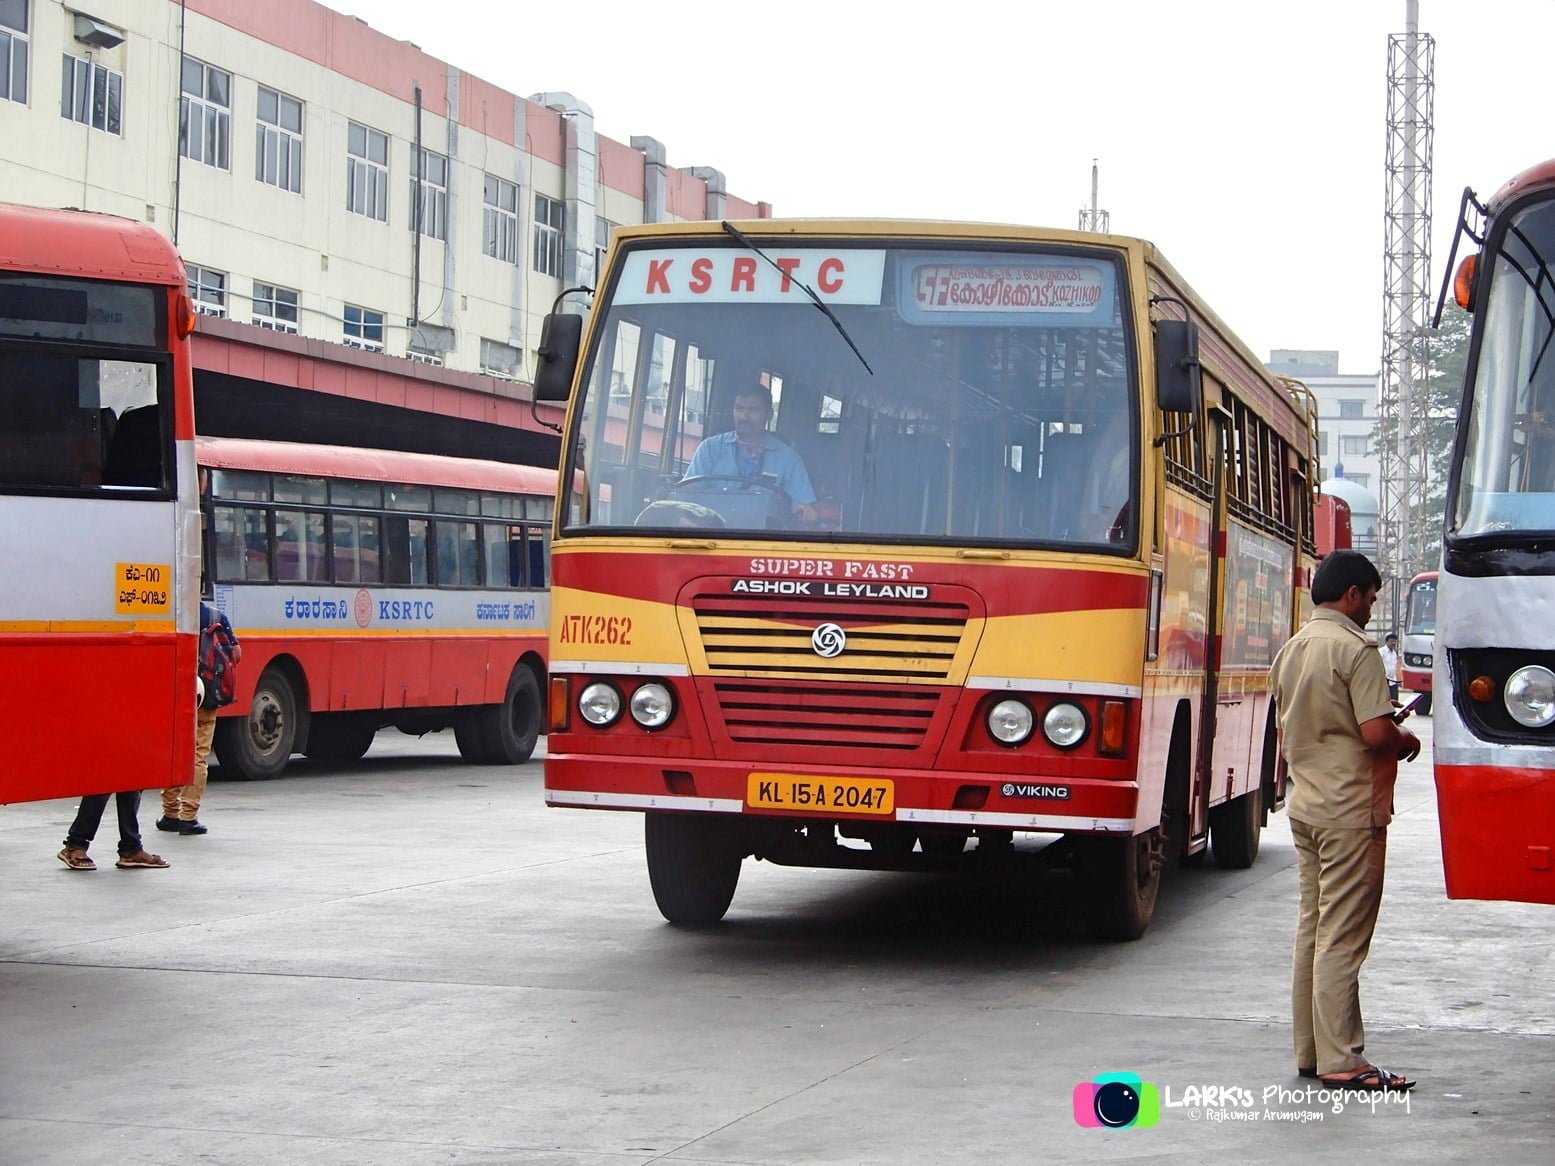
684;432;816;506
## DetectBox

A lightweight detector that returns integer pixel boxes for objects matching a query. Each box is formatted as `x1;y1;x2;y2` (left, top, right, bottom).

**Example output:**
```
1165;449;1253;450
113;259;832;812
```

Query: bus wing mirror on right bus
534;313;583;402
1154;318;1202;415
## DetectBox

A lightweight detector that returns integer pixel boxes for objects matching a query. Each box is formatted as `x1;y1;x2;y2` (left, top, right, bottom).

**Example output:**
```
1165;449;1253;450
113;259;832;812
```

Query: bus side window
213;505;269;582
383;515;429;585
482;523;521;588
526;526;549;587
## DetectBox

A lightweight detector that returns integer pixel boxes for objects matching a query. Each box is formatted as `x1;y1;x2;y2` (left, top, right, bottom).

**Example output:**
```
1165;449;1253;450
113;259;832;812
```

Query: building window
1;0;29;106
60;53;121;135
179;58;230;170
533;193;564;277
595;216;615;284
187;265;227;317
343;304;384;351
346;121;388;221
1338;399;1365;419
406;349;443;367
409;147;448;240
1317;431;1329;457
1346;473;1370;490
480;337;520;379
256;85;303;193
483;174;518;263
1341;434;1370;456
252;282;299;333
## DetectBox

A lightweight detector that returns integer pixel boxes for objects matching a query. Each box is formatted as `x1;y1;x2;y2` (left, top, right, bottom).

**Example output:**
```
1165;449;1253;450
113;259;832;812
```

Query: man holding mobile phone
1270;550;1422;1093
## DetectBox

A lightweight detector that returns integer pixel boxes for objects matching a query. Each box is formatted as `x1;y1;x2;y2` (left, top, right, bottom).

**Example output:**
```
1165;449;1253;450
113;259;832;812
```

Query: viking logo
811;622;847;658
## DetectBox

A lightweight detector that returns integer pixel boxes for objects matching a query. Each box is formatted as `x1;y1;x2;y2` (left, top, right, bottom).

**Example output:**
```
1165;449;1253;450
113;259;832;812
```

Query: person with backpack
158;600;241;836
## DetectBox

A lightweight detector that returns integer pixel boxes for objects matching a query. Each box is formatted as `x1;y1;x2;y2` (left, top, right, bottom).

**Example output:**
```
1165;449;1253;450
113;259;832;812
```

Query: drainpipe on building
631;136;667;224
688;167;726;222
412;84;423;328
528;92;597;289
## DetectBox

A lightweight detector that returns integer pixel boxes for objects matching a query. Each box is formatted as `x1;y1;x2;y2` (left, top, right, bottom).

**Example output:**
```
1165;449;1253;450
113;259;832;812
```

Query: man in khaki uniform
1270;550;1421;1093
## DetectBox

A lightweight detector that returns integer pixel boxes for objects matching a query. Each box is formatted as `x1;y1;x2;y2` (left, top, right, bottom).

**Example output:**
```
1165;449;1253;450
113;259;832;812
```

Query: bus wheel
453;713;490;763
1079;827;1164;941
214;667;299;780
644;812;742;927
1414;693;1432;716
303;715;376;764
1209;787;1263;870
472;667;542;765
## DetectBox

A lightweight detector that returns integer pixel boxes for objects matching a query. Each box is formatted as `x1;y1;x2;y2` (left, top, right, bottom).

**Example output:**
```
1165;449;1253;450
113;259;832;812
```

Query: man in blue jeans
58;791;169;870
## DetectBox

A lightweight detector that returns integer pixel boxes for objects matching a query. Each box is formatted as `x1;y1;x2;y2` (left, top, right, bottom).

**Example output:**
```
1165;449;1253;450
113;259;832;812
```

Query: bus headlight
1504;666;1555;728
987;699;1034;745
1043;702;1089;749
578;681;623;727
630;682;675;729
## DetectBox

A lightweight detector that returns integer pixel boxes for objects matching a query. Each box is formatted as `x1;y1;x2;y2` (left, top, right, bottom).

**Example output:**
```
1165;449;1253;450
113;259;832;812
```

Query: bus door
1190;402;1236;848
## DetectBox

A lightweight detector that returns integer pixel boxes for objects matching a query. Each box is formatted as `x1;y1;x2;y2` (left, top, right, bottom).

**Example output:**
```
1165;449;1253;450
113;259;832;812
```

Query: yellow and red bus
534;220;1320;938
0;203;200;805
1435;157;1555;904
199;437;557;777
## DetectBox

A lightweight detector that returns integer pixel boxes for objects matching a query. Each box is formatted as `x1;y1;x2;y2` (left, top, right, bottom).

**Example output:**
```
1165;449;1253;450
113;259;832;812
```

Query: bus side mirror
1154;318;1202;415
534;313;583;402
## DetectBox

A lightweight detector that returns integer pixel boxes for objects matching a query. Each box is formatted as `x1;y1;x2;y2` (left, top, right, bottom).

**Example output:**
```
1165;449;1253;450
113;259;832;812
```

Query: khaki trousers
163;708;217;821
1290;817;1388;1075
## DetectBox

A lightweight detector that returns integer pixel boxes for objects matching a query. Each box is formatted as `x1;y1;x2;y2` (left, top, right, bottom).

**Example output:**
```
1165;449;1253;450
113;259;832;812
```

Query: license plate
746;773;895;815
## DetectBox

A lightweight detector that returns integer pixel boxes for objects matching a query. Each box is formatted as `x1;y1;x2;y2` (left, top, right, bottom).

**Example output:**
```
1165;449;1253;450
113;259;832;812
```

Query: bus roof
196;437;559;496
1489;158;1555;214
0;202;186;286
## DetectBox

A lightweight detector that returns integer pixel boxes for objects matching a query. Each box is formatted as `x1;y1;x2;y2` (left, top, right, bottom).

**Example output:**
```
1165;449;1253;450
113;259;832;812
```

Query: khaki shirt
1269;607;1396;828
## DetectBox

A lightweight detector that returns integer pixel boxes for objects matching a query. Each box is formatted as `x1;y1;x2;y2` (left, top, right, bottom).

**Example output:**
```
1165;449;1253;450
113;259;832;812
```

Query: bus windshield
1452;197;1555;537
568;240;1137;550
1405;577;1436;635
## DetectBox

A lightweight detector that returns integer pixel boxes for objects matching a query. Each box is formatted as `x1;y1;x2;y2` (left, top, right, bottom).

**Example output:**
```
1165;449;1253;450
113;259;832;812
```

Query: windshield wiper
721;221;873;375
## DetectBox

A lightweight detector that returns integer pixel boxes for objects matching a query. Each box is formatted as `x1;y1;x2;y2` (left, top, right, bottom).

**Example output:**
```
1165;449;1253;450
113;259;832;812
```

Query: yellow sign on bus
114;562;172;615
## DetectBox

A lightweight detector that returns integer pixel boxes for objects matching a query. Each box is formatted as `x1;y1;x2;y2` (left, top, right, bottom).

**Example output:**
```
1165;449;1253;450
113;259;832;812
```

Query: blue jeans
65;792;143;857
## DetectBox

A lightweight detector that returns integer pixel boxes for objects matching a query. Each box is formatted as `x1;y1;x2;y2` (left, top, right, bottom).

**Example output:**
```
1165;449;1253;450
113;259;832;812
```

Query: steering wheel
675;474;787;497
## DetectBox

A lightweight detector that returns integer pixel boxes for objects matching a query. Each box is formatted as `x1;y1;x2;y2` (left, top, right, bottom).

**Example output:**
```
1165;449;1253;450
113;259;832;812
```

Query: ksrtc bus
1314;491;1353;558
1401;570;1437;714
200;437;558;778
535;220;1321;938
0;204;200;805
1434;158;1555;904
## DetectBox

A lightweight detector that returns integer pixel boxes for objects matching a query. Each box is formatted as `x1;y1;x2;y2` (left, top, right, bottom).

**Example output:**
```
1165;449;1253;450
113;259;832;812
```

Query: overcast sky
350;0;1554;376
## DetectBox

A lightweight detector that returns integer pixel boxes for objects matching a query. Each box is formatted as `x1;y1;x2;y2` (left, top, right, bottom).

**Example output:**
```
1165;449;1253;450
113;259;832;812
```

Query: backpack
198;615;239;711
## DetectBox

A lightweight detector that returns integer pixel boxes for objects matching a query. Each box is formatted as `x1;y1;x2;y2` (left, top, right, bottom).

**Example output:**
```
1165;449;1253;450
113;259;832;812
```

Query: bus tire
454;713;491;763
644;812;742;927
1210;787;1263;870
302;715;377;764
1078;827;1164;941
1414;693;1432;716
473;666;542;765
213;666;300;780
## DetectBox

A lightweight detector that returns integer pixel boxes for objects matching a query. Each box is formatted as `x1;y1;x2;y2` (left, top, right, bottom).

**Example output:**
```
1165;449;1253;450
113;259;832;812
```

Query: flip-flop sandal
1320;1066;1415;1092
57;848;96;871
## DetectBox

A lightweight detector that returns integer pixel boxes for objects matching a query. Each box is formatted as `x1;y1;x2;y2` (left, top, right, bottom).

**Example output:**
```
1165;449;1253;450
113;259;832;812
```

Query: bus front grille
710;680;941;750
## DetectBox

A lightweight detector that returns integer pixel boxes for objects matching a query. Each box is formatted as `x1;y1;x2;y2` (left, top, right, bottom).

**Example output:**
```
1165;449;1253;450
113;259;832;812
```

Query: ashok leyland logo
811;622;846;657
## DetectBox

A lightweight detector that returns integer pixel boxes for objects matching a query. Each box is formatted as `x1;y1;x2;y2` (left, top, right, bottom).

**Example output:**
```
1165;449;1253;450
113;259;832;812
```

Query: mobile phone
1393;693;1425;722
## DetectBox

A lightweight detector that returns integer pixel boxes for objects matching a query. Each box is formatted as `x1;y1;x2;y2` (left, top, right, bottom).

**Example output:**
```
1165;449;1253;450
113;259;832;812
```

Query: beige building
0;0;767;384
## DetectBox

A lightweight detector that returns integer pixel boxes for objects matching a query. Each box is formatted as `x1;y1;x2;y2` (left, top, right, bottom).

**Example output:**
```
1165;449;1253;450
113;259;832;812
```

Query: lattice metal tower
1078;159;1110;232
1380;0;1435;601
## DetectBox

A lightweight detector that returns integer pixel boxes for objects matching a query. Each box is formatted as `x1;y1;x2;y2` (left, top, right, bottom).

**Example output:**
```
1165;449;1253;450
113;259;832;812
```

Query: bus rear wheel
1078;827;1165;941
465;667;541;765
303;714;377;764
214;666;300;780
645;812;743;927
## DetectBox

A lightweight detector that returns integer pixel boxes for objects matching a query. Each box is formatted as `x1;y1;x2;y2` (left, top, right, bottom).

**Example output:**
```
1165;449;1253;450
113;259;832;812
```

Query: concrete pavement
2;716;1552;1164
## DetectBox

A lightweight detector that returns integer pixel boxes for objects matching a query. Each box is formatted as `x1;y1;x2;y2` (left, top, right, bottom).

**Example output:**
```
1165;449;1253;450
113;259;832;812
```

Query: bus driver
684;383;818;522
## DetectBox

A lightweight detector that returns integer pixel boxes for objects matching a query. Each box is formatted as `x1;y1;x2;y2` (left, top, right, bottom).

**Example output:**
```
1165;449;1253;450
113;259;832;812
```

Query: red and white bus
1400;570;1436;713
0;204;201;805
199;437;558;778
533;219;1321;938
1435;158;1555;904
